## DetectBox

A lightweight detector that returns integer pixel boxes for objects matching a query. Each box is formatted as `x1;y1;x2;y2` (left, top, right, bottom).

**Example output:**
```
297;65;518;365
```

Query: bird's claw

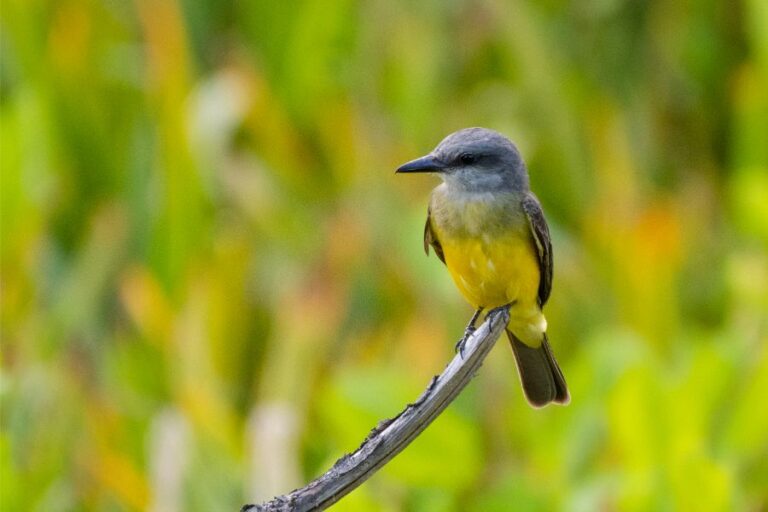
454;326;476;358
488;303;514;320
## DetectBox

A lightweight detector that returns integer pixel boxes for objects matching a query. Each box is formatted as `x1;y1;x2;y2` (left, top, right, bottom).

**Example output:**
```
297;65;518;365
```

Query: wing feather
521;194;553;306
423;207;446;265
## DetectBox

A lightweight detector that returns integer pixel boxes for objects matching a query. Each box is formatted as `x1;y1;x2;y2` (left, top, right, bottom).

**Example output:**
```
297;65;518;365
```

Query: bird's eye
459;153;476;165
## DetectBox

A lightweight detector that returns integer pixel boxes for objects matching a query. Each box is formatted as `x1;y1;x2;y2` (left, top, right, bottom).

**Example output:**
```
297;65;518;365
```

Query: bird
396;127;569;407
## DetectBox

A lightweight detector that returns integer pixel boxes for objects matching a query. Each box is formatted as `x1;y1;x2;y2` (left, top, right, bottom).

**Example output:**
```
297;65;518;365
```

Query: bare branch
241;307;510;512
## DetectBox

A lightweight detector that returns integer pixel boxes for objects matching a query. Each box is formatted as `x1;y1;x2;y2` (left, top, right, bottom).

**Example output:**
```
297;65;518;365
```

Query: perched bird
397;127;569;407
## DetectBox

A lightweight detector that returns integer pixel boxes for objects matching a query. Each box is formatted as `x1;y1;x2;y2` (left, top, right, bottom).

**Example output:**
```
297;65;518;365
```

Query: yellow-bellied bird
397;127;569;407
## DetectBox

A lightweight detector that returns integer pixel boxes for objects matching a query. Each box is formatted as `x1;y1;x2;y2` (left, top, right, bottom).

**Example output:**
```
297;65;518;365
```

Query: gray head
396;127;529;192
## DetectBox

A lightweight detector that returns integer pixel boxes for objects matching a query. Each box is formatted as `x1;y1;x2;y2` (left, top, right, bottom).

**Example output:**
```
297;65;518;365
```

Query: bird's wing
424;206;446;265
521;193;553;307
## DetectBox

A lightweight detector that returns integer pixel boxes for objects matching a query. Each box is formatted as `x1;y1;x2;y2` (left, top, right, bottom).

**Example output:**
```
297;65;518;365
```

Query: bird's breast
429;187;526;238
429;187;540;309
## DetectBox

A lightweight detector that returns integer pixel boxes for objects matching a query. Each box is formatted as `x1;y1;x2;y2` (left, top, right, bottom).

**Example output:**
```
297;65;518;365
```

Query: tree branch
241;307;510;512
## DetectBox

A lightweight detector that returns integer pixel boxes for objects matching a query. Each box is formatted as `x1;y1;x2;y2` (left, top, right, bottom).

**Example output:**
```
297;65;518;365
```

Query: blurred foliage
1;0;767;510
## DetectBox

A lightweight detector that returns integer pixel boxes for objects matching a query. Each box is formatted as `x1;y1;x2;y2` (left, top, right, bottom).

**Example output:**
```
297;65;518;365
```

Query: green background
2;0;767;510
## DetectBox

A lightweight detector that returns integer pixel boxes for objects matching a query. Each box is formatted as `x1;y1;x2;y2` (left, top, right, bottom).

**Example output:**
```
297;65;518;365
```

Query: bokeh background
2;0;768;510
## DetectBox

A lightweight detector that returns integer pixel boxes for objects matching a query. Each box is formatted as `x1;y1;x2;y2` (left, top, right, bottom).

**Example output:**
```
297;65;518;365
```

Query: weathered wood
242;307;510;512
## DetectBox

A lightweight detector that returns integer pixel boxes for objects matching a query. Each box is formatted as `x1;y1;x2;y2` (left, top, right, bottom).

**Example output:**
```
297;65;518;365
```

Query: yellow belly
440;233;546;346
440;233;539;307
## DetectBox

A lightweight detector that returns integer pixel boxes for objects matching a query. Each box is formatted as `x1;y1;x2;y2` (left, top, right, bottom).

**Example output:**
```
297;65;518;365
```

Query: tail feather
506;330;569;407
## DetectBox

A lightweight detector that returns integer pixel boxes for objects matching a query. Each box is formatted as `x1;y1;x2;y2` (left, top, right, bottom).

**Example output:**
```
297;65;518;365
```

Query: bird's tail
506;329;570;407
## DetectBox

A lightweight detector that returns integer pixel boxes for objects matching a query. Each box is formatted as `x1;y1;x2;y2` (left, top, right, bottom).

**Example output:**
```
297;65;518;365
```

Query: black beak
396;154;447;173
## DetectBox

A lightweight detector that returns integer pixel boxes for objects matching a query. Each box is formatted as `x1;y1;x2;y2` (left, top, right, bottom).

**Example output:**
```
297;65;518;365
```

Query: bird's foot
488;302;514;320
454;325;476;359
